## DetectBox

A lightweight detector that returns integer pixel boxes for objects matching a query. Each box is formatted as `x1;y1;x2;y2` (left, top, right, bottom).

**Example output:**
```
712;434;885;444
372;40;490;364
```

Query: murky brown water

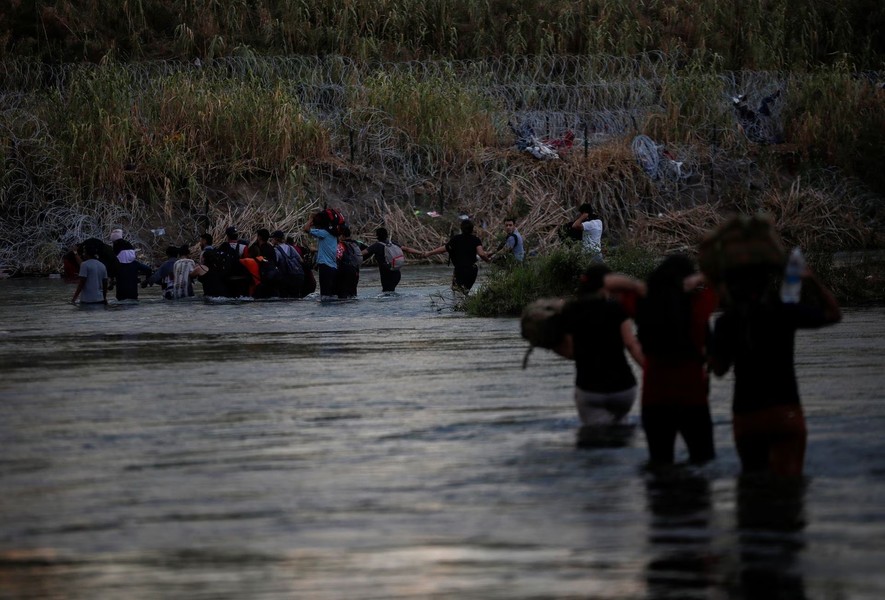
1;269;883;599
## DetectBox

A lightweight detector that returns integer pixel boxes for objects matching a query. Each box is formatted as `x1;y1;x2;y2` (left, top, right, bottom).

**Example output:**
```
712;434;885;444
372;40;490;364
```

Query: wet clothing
114;261;142;301
274;243;305;298
562;296;637;394
310;228;338;297
732;404;807;475
445;233;483;291
365;241;403;292
78;258;108;303
574;386;637;425
111;239;148;300
642;404;715;464
712;300;830;475
638;286;718;464
310;229;338;269
148;258;178;299
172;258;195;299
712;302;830;415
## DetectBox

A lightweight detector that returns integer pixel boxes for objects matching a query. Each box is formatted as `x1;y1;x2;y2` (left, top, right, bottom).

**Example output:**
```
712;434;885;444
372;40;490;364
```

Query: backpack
275;244;304;277
206;242;246;278
312;209;344;236
383;241;405;270
340;240;362;270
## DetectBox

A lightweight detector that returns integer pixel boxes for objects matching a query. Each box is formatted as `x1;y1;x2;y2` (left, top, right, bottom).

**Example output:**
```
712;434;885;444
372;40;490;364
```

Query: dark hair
165;245;180;258
460;219;474;235
83;241;101;257
200;233;213;246
313;210;330;230
341;225;351;238
286;236;296;245
256;228;270;242
578;264;612;295
637;254;698;359
504;217;516;225
178;244;191;257
579;203;599;220
375;227;389;242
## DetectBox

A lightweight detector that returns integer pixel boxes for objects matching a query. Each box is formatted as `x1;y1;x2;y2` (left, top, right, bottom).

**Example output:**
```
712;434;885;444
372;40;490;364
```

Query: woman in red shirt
637;255;718;466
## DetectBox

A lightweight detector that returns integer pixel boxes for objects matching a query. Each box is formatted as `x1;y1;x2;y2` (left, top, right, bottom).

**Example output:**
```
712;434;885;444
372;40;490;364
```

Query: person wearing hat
109;228;151;301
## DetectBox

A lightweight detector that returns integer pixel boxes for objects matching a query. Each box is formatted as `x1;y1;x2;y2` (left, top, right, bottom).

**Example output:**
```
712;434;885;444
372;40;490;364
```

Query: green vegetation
4;1;884;70
465;243;659;317
1;2;883;308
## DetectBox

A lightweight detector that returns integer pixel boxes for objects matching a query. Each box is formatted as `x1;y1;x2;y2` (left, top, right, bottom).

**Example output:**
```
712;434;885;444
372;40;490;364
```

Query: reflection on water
644;471;716;599
0;275;884;599
734;475;807;600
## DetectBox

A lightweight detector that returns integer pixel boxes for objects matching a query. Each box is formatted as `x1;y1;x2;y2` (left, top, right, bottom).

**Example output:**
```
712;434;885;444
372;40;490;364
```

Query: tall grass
1;54;882;277
360;70;497;161
6;1;884;70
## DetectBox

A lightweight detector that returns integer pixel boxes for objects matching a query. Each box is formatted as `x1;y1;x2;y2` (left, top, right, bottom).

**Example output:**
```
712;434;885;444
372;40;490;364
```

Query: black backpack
206;242;246;278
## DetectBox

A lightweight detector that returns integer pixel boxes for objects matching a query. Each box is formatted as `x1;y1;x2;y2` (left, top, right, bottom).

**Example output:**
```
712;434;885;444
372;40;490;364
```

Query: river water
1;267;883;599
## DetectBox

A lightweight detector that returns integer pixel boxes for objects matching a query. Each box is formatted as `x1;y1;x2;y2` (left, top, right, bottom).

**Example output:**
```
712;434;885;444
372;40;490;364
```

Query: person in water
636;254;718;466
557;264;645;432
110;229;151;301
271;230;305;298
71;241;108;305
304;211;340;299
710;262;841;477
362;227;422;293
424;219;492;293
145;245;181;299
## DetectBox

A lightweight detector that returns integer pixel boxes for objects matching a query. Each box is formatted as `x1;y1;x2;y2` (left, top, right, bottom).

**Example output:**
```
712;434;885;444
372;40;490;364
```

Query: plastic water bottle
780;247;805;303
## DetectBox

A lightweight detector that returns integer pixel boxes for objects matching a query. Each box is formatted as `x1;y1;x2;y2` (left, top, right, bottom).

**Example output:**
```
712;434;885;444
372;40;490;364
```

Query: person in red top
636;255;719;466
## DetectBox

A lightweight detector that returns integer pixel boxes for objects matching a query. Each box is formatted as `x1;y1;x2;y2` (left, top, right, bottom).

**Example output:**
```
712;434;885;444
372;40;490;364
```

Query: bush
465;243;659;317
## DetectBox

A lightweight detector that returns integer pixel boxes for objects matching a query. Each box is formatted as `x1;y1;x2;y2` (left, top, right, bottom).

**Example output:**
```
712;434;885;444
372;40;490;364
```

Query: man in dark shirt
425;219;492;293
362;227;421;293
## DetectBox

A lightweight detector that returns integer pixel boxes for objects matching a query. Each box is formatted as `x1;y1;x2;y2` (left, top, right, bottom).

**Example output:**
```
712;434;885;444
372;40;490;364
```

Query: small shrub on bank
464;243;659;317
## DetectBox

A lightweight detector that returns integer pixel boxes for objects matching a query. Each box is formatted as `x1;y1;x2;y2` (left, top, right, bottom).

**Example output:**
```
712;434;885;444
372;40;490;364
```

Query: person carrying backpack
304;210;342;299
336;225;363;298
271;230;305;298
362;227;422;293
203;226;251;297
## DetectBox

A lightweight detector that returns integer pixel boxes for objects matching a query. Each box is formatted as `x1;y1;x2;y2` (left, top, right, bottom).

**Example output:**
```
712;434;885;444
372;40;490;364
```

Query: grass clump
465;243;659;317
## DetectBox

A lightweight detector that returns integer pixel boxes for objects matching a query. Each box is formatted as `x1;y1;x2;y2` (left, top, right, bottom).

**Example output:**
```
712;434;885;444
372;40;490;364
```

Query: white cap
110;228;124;241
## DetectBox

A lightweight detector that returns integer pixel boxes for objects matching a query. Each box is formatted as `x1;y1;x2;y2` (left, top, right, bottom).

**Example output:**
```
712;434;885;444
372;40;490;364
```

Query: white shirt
581;219;603;256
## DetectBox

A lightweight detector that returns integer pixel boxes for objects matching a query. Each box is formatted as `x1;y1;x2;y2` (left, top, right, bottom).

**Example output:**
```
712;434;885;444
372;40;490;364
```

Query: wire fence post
583;123;588;159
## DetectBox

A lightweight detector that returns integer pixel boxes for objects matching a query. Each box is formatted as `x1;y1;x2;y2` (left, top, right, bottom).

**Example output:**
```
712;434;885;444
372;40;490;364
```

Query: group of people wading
66;208;530;304
536;213;841;478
